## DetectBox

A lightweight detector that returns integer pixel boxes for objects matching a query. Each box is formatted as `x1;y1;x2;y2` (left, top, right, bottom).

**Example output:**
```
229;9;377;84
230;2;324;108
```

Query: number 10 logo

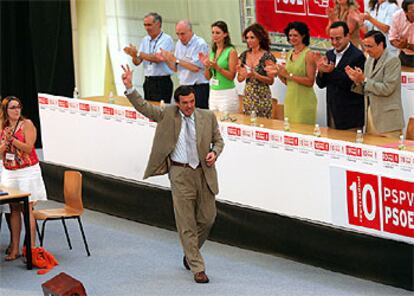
346;171;381;230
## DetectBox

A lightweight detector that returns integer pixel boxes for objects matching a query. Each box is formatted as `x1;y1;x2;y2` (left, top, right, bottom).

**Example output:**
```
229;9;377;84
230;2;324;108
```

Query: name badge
5;153;15;161
211;78;219;86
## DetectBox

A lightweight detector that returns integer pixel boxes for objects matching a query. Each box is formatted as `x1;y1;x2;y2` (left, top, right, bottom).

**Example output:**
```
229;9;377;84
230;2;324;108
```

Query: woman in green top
268;22;317;125
199;21;239;113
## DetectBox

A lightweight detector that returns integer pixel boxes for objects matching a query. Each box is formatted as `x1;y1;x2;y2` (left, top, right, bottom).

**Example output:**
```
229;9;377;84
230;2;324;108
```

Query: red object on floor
41;272;87;296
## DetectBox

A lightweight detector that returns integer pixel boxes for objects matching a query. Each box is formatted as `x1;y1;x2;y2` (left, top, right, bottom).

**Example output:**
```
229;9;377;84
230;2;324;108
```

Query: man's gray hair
145;12;162;26
177;20;192;30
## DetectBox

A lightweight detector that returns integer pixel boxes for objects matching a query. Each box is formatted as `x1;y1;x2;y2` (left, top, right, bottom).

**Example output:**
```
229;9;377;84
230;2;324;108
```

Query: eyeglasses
8;105;21;110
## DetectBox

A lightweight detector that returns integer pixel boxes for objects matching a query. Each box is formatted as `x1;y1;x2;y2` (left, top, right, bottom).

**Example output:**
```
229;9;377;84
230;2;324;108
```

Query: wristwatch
175;59;180;66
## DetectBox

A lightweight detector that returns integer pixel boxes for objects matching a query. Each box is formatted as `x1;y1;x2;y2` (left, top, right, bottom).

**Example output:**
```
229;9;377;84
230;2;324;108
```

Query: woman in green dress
276;22;318;125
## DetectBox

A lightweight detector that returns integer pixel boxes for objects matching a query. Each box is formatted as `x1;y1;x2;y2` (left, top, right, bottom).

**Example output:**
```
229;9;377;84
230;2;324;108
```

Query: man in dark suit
316;21;365;130
121;64;224;284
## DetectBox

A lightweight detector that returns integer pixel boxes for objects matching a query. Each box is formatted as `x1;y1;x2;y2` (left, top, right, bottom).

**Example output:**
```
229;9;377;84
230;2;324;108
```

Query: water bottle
356;129;364;144
398;135;406;150
108;91;115;104
160;99;166;111
313;124;321;137
73;87;79;100
283;117;290;131
280;48;287;60
250;110;257;126
221;111;229;121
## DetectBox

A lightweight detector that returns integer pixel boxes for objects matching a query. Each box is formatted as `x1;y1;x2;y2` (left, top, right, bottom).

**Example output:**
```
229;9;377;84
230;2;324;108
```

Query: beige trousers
169;165;216;274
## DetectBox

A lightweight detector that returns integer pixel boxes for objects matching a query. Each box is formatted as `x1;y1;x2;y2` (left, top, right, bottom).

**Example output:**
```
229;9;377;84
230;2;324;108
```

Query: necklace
293;46;305;55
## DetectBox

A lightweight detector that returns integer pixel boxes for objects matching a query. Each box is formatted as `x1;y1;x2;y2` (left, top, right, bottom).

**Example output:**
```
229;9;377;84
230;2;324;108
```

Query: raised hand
123;44;138;58
121;64;133;89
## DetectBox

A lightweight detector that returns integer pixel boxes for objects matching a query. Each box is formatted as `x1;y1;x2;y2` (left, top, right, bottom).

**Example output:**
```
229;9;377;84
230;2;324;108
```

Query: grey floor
0;200;412;296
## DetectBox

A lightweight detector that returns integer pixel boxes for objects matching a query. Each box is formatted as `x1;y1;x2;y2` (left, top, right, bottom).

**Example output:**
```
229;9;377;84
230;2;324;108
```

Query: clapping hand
236;60;249;80
159;48;175;63
345;65;365;84
198;52;210;67
316;56;335;73
392;38;408;49
276;63;289;79
264;63;278;76
326;7;336;22
123;44;138;58
121;64;133;89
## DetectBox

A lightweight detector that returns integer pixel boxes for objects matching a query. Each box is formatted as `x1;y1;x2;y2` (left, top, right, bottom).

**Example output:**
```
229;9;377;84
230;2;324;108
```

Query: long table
38;93;414;246
0;187;32;269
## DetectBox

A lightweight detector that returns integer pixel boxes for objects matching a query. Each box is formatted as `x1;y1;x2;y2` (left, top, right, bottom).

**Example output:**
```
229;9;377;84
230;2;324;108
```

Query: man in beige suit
121;64;224;283
345;30;404;138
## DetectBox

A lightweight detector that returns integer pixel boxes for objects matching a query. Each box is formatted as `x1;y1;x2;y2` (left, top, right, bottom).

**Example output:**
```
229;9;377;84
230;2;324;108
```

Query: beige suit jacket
126;89;224;195
352;48;404;133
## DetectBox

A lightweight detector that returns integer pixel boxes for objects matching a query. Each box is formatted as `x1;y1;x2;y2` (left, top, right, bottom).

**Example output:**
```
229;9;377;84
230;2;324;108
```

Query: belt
171;160;201;168
145;75;171;80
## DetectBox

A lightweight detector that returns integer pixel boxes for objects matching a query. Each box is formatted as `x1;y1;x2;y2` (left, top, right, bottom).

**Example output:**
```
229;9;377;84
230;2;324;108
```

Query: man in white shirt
124;12;174;102
160;20;210;109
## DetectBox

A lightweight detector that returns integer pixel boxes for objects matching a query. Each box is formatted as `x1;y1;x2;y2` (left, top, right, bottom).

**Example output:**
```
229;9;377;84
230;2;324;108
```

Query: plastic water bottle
280;48;287;60
250;110;257;126
160;99;166;111
73;87;79;100
221;111;229;121
356;129;364;144
108;91;115;104
313;124;321;137
283;117;290;131
398;135;406;150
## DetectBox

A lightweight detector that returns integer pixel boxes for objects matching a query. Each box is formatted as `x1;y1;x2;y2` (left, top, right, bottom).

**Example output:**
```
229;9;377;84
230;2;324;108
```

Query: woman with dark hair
362;0;399;55
237;23;276;118
268;22;317;125
327;0;363;47
0;96;47;260
199;21;239;113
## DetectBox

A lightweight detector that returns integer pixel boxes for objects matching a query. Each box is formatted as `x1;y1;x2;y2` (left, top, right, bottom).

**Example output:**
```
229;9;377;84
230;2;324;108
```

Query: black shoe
183;256;190;271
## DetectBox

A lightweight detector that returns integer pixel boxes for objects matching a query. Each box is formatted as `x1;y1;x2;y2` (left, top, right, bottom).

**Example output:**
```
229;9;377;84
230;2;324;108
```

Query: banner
332;167;414;243
255;0;364;39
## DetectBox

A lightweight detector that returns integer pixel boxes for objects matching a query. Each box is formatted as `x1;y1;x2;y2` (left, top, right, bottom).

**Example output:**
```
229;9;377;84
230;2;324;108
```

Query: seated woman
237;23;276;119
199;21;239;113
0;96;47;260
267;22;318;125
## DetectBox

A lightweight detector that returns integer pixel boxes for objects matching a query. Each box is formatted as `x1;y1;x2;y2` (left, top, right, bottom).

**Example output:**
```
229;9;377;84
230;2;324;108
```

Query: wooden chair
34;171;91;256
406;116;414;141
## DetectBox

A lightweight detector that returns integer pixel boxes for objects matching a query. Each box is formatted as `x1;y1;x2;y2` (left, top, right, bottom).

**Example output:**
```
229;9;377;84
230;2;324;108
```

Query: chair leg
76;217;90;256
40;220;47;247
35;220;42;244
61;218;72;250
